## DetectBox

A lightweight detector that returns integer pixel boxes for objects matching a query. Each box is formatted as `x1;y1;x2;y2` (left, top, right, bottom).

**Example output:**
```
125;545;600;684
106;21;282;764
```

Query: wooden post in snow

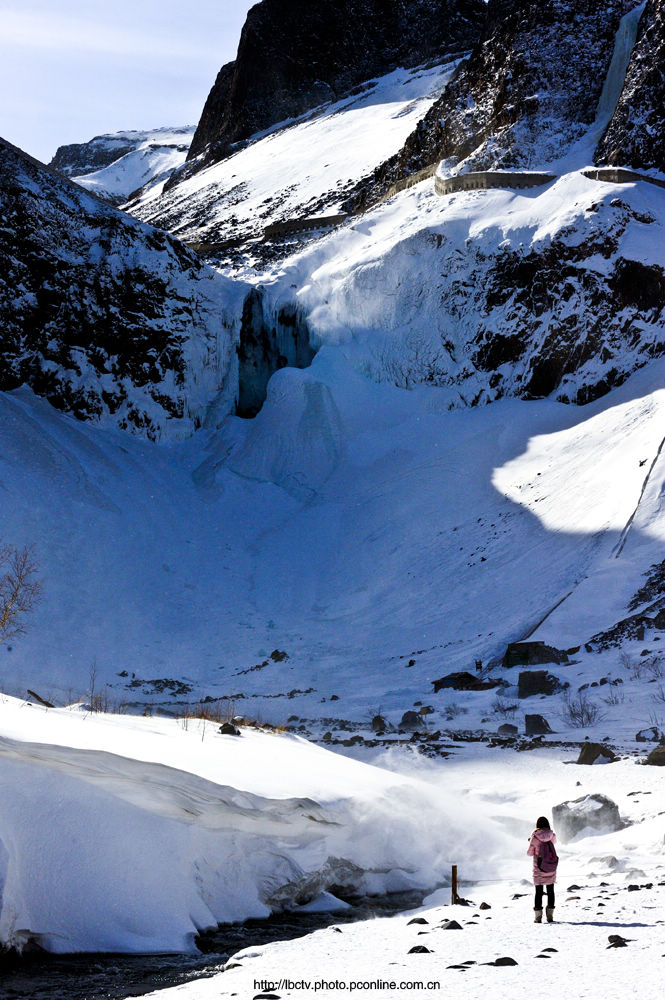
451;864;458;905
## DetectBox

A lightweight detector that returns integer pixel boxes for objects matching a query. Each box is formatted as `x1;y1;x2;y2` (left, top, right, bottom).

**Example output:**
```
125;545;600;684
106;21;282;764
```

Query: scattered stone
492;956;518;966
542;948;558;952
645;745;665;766
553;793;627;842
270;649;288;662
627;884;641;892
407;917;429;925
440;919;463;930
498;723;518;736
518;670;566;698
512;893;527;899
567;884;582;891
536;954;551;958
479;902;491;910
577;743;617;765
408;945;432;954
525;714;553;736
371;714;388;732
607;935;632;948
219;722;241;736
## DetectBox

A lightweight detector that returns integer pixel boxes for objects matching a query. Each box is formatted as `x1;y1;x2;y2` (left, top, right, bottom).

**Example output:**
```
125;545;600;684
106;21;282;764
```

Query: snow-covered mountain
4;0;665;977
50;126;195;205
0;137;238;441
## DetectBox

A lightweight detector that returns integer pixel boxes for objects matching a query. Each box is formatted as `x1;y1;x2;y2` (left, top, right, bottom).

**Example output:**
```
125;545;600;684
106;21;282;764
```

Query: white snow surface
121;742;665;999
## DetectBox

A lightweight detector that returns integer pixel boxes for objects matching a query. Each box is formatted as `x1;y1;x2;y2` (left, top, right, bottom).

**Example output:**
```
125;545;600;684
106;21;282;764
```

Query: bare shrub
560;690;604;728
619;650;635;674
492;696;518;718
444;701;468;721
651;684;665;706
645;655;664;680
0;543;42;641
603;686;624;706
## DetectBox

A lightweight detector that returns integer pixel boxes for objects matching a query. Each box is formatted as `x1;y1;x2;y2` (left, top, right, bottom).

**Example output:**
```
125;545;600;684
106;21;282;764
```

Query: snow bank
0;697;513;954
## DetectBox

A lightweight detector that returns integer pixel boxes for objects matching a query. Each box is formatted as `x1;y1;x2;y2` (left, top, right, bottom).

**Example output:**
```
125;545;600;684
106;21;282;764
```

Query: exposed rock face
187;0;486;168
553;793;627;841
187;62;236;161
0;138;236;440
596;0;665;170
349;0;638;209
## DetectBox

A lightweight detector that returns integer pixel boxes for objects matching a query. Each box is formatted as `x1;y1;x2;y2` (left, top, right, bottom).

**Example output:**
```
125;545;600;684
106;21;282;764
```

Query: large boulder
577;743;617;765
553;794;627;842
525;714;553;736
518;670;566;698
645;745;665;766
399;710;424;732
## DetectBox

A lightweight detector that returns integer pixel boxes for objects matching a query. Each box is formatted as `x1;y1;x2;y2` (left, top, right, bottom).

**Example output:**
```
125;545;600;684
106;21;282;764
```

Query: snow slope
131;60;460;252
4;352;665;735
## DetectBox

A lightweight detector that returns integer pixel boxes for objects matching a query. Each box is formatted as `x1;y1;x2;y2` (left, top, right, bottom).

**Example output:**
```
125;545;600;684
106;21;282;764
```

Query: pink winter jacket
527;828;557;885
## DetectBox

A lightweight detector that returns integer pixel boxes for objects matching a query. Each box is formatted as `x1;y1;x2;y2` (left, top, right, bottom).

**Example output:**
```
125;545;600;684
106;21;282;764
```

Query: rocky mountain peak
186;0;487;171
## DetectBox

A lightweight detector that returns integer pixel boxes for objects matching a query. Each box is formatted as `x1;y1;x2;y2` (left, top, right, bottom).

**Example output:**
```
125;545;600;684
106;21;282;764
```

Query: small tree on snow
0;543;42;642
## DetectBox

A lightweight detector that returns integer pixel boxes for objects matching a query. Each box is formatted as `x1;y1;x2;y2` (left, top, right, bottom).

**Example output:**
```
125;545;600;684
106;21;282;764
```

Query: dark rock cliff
0;138;236;440
595;0;665;171
348;0;636;210
187;0;486;169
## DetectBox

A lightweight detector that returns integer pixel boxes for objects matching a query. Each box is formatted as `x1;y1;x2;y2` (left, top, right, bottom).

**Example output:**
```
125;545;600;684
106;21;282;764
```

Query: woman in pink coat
527;815;558;923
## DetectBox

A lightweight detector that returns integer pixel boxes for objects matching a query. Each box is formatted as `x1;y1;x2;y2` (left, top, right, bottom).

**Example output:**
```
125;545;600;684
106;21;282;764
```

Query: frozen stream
0;892;425;1000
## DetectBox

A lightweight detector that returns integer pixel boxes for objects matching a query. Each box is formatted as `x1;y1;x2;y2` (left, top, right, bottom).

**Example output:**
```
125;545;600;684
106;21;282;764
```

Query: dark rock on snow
219;723;241;736
497;723;519;736
636;726;664;742
518;670;567;698
433;670;503;692
576;743;617;765
644;745;665;766
524;714;553;736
